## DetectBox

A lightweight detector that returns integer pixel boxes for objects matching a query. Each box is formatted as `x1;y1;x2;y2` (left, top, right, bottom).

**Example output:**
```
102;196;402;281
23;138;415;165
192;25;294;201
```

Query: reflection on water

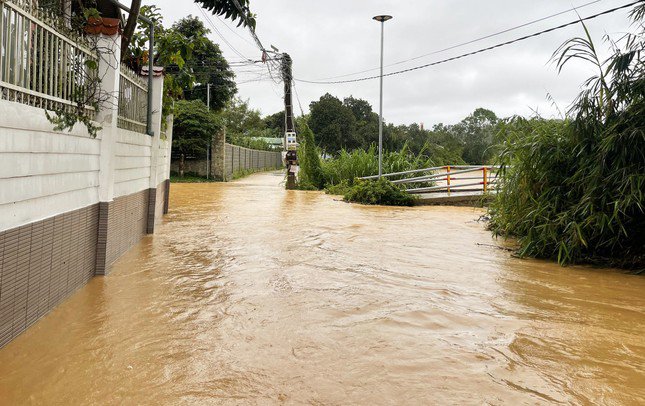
0;171;643;405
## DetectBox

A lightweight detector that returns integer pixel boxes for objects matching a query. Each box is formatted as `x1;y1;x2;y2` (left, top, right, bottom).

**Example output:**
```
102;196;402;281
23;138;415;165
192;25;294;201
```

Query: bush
325;179;351;196
321;144;435;187
489;9;645;268
297;124;325;189
343;178;416;206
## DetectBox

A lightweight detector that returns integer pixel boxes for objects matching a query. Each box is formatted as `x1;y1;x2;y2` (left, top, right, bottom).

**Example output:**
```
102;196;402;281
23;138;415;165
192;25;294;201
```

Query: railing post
483;167;488;192
446;165;451;195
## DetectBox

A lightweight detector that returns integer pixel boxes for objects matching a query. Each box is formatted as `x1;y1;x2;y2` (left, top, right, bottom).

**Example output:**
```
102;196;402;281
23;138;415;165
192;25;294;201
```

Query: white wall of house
0;102;100;231
113;128;153;198
0;100;171;232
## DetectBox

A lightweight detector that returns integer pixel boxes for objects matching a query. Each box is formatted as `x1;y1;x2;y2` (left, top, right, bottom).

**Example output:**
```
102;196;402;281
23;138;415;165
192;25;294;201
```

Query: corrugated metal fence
224;143;283;180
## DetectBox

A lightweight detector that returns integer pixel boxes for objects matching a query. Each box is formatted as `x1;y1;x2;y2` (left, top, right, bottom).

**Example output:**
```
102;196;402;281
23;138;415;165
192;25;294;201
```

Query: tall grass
321;144;435;186
489;10;645;268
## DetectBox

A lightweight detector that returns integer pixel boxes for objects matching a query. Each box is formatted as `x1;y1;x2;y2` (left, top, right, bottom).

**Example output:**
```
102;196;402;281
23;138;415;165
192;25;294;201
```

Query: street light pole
206;83;211;180
373;15;392;179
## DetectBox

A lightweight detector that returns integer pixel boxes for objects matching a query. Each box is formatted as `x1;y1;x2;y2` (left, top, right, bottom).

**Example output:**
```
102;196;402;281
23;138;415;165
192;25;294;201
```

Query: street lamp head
373;15;393;22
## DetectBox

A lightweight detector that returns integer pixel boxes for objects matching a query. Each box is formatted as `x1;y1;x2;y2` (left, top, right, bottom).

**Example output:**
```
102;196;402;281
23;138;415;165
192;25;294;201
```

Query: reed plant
489;8;645;268
321;144;435;187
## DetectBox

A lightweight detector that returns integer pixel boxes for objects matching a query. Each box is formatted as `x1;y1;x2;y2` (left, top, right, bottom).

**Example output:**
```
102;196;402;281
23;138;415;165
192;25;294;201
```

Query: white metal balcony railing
117;64;148;134
0;0;98;118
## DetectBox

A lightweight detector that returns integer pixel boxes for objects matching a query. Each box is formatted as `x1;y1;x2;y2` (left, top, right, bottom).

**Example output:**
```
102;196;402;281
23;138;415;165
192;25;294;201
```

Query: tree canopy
308;93;357;154
306;92;495;164
173;16;237;111
173;99;221;158
124;8;237;122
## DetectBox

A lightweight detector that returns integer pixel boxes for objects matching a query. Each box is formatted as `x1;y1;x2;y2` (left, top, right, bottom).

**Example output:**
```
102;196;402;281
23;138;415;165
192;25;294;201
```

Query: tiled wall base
0;205;99;347
0;181;169;348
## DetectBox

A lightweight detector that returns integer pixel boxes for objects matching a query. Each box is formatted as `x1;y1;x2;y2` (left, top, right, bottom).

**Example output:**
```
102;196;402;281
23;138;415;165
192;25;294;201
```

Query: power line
226;0;287;87
230;0;267;52
292;81;305;117
315;0;608;81
213;13;257;48
197;6;253;62
296;0;642;85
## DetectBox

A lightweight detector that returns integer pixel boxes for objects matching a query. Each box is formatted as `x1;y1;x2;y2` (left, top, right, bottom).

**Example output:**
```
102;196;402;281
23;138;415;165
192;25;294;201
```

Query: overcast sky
147;0;636;126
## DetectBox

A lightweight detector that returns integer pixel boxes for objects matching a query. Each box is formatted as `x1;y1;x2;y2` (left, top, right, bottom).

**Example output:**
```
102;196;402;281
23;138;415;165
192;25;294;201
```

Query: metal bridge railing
0;0;98;117
361;165;500;194
117;64;148;134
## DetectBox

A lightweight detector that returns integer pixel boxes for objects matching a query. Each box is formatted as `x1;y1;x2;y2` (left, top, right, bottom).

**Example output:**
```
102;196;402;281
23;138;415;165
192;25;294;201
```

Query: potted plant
83;8;121;36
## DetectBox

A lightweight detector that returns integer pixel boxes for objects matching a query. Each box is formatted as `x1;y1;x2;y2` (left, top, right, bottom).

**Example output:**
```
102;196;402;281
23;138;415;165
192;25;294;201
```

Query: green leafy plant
320;144;435;188
172;99;222;177
343;178;416;206
297;124;325;189
489;6;645;268
324;179;351;196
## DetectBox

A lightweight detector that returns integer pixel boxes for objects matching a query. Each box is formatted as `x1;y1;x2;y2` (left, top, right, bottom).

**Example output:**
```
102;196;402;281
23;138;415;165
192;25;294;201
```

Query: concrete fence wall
171;129;283;181
0;33;173;348
223;144;283;180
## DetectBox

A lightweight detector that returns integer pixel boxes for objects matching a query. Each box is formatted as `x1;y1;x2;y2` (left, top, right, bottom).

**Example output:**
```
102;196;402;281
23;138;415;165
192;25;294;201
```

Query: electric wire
227;0;287;85
292;81;305;117
197;5;253;62
316;0;608;81
296;0;643;85
213;13;257;48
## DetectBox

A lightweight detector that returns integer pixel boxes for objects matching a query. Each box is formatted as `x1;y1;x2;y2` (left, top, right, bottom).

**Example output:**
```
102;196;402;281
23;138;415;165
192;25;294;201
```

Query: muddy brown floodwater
0;171;644;405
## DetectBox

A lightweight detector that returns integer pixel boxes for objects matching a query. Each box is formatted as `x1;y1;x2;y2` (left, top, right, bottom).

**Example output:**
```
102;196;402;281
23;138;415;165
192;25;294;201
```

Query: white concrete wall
113;129;152;198
156;138;171;183
0;100;173;232
0;102;101;231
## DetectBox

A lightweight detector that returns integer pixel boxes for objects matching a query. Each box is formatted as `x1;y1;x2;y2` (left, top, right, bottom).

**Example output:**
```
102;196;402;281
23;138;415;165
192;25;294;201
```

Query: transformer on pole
282;53;298;189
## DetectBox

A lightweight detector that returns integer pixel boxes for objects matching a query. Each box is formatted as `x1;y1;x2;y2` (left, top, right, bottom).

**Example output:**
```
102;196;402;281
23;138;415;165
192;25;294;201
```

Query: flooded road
0;171;644;405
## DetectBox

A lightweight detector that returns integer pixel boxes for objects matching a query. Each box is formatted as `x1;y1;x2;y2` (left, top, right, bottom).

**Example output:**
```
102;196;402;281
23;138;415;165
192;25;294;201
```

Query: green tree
298;124;325;189
124;9;237;126
344;96;380;147
309;93;357;154
121;0;255;63
173;16;237;112
263;111;285;137
453;108;499;164
219;98;266;140
173;100;221;177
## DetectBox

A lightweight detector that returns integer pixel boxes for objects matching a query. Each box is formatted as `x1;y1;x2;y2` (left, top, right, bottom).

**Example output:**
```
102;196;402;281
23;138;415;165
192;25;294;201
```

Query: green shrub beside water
296;128;430;204
321;144;434;188
297;124;325;190
489;9;645;268
342;178;417;206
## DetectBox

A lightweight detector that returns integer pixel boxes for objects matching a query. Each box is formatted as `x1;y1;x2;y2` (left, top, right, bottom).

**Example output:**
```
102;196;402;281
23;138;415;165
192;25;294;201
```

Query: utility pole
282;53;298;189
206;83;211;180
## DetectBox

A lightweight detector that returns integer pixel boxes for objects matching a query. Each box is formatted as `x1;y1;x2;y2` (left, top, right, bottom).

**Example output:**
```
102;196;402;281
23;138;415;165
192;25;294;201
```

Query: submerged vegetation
342;178;417;206
489;7;645;268
295;122;428;205
296;130;433;205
